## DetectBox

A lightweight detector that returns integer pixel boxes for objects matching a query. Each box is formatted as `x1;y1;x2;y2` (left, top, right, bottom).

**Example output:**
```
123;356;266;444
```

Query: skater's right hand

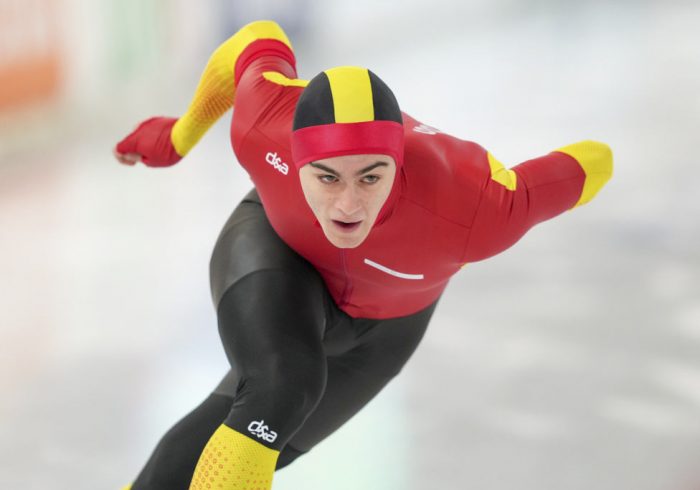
114;117;183;168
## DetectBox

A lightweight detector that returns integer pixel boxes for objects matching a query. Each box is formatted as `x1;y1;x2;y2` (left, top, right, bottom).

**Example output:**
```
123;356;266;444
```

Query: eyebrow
309;161;389;177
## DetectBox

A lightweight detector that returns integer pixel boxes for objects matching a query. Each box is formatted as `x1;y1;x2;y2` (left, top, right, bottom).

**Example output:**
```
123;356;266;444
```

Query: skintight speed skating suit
116;20;613;490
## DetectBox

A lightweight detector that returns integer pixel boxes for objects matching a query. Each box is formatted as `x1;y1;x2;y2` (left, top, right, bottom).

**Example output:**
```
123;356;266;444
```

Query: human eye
318;174;338;184
361;175;380;184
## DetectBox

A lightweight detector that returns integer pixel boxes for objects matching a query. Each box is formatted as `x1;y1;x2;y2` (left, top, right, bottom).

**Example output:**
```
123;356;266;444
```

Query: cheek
307;195;323;215
300;178;320;213
370;181;393;210
305;188;330;217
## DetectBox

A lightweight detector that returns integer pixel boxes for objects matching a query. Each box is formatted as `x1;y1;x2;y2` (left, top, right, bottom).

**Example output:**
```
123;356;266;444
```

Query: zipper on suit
339;250;353;307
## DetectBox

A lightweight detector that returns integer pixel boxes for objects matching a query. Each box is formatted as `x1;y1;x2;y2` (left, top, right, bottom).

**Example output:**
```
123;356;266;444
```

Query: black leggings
131;189;437;489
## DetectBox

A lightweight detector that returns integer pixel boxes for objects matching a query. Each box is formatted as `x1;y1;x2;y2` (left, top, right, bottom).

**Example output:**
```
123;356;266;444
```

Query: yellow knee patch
189;424;279;490
556;140;613;207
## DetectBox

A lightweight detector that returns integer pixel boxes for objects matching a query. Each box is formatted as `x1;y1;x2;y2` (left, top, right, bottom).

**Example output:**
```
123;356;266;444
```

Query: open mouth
332;220;362;233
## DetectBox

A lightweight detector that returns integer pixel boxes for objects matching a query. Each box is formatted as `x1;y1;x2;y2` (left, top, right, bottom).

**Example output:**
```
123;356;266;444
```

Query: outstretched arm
463;140;613;262
114;20;295;167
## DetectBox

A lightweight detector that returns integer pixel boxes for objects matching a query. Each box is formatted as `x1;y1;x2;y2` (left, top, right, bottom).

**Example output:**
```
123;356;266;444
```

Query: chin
334;241;363;249
322;226;368;249
327;235;365;249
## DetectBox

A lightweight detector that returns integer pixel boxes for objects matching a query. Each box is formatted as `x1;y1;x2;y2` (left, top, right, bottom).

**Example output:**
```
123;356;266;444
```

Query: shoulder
232;59;309;152
401;113;489;227
229;20;309;148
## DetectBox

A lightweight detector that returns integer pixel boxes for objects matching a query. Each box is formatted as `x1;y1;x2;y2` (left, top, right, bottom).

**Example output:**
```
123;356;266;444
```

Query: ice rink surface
1;1;699;489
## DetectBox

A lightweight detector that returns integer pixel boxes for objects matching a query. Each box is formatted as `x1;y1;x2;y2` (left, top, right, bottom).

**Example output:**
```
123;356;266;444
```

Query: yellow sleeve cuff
556;140;613;207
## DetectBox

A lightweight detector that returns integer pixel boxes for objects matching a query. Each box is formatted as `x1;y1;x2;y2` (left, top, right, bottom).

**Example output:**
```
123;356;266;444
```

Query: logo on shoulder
413;124;441;135
266;151;289;175
248;419;278;443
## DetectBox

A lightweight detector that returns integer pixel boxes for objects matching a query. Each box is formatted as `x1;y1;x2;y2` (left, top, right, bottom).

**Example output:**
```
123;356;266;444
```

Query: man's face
298;153;397;248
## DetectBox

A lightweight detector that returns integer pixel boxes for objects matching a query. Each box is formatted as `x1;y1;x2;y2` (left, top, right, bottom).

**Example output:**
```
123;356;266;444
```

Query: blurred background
1;0;699;489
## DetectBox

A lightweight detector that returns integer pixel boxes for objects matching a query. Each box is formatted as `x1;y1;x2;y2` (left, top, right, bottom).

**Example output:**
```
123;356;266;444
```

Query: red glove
114;117;182;167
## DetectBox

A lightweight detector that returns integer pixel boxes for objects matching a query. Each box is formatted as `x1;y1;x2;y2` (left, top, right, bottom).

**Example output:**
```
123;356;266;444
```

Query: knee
225;353;327;444
252;353;327;420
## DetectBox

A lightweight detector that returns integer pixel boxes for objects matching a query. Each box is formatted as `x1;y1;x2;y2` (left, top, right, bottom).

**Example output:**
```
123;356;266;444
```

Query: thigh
210;188;314;310
215;268;329;446
284;300;439;454
208;191;332;445
209;187;330;368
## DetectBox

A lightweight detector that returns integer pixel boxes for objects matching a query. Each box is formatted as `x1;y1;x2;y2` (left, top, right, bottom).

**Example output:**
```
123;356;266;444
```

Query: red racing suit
229;50;612;319
116;21;613;320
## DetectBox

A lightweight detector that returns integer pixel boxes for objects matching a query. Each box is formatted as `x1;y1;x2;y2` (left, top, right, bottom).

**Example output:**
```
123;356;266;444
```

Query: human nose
335;184;362;217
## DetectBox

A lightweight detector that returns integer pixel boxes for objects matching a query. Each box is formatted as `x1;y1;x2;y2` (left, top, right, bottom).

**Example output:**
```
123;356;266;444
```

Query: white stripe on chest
363;258;425;280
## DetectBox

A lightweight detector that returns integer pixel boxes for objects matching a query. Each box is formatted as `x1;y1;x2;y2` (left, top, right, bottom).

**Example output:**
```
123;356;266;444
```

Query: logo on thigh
248;419;278;443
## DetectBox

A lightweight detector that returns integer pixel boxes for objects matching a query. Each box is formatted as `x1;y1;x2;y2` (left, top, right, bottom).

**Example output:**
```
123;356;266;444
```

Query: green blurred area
103;0;164;83
0;0;311;159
